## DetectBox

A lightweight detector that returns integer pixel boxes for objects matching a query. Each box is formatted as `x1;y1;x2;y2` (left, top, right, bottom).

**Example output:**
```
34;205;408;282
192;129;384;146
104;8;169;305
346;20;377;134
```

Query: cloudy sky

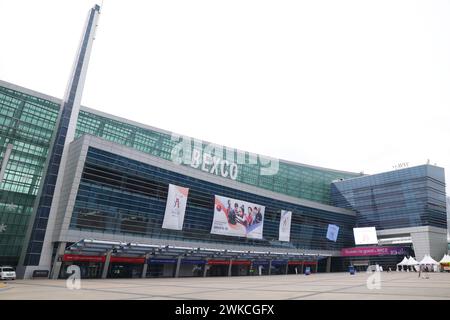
1;0;449;193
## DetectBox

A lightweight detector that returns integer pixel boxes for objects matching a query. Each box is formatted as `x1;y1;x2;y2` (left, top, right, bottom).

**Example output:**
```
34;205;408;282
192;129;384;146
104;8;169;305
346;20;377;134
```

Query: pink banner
341;246;406;257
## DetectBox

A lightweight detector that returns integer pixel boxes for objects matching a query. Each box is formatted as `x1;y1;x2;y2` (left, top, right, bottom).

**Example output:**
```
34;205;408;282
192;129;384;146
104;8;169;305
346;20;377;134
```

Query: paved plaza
1;272;450;300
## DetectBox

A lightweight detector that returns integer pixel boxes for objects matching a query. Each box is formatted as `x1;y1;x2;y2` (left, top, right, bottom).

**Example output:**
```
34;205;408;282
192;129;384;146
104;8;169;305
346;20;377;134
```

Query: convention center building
0;5;447;279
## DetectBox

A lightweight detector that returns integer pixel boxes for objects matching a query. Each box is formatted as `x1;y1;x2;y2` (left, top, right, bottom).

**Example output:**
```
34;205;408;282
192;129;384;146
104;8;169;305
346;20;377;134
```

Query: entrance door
208;265;228;276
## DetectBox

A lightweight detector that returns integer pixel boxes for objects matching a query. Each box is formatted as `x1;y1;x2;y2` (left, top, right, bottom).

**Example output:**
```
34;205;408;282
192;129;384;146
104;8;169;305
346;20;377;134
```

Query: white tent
419;254;439;265
397;257;409;266
396;257;409;271
439;254;450;264
407;257;419;266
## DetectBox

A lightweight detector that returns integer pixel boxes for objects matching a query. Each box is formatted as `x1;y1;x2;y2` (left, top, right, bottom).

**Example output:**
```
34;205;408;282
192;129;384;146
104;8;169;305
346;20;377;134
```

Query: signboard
110;257;145;264
271;260;287;266
278;210;292;242
62;254;106;263
148;258;178;264
326;224;340;242
341;246;407;257
32;270;49;278
211;195;265;239
353;227;378;245
162;184;189;230
252;260;270;266
190;149;239;180
181;259;206;265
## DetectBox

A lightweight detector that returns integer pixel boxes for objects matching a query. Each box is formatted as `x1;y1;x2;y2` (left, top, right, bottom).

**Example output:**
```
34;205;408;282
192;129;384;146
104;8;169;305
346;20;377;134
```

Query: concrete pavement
1;272;450;300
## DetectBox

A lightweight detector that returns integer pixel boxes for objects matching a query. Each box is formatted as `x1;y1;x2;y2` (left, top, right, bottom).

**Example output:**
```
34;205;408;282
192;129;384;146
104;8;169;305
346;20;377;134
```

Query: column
301;261;304;274
326;257;331;273
268;260;272;275
285;262;289;275
315;261;318;273
141;253;151;278
203;263;209;277
50;242;66;279
228;259;233;277
101;250;112;279
175;256;182;278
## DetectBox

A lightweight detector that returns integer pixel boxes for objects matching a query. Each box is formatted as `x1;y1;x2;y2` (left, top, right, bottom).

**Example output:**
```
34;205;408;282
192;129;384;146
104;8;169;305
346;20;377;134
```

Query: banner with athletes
162;184;189;230
278;210;292;242
211;195;265;239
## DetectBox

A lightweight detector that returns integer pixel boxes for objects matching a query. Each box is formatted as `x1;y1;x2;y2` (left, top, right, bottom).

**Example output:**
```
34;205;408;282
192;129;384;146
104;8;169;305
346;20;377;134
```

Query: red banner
110;257;145;264
62;254;105;263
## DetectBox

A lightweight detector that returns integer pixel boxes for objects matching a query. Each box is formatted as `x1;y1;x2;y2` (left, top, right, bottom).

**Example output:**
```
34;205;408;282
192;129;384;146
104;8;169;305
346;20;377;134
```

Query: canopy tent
439;254;450;264
407;257;419;266
397;257;409;266
419;254;439;265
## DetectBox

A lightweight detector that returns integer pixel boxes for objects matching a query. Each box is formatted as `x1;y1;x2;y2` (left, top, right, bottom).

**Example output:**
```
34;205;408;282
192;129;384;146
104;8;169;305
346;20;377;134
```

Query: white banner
326;224;340;242
278;210;292;242
211;195;265;239
162;184;189;230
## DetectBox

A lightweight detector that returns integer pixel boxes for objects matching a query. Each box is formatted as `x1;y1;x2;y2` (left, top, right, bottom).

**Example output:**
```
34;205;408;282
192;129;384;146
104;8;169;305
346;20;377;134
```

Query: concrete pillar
268;260;272;275
203;264;209;277
175;256;182;278
285;263;289;275
326;257;331;273
50;242;66;279
315;261;318;273
101;250;112;279
141;254;150;278
301;261;304;274
228;259;233;277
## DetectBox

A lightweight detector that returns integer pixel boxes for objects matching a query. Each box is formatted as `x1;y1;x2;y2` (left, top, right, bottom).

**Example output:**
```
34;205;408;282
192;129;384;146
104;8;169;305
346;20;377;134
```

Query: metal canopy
66;239;328;262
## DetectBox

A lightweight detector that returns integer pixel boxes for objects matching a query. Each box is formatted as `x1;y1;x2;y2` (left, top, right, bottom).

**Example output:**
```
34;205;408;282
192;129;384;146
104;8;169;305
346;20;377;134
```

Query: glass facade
69;147;356;251
75;110;361;205
1;82;361;266
4;81;446;270
331;165;447;230
0;86;60;265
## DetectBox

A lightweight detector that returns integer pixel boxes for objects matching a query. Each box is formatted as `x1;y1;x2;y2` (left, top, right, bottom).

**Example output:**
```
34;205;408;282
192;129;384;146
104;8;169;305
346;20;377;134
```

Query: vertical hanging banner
278;210;292;242
162;184;189;230
326;224;340;242
211;195;265;239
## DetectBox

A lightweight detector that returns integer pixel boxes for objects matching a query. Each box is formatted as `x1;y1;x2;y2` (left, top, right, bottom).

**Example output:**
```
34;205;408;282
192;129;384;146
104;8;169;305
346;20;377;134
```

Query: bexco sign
190;149;238;180
171;134;279;181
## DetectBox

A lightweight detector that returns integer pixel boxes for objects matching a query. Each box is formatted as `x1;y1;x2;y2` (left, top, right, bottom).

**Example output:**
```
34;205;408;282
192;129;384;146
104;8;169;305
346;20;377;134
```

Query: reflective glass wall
0;86;59;265
69;147;356;251
331;165;447;230
76;110;361;205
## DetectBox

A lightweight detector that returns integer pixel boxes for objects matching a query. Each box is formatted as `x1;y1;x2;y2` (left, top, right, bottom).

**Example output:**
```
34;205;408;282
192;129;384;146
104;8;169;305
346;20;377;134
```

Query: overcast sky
1;0;449;193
